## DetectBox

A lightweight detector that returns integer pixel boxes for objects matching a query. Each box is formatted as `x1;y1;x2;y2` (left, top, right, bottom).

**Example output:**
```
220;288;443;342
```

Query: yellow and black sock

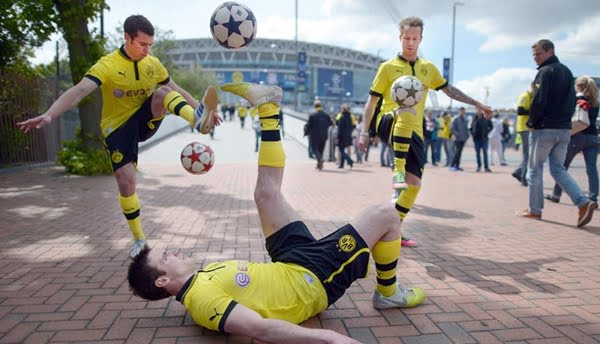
257;102;284;167
372;239;402;297
163;90;195;126
119;193;145;240
392;126;412;174
395;185;420;220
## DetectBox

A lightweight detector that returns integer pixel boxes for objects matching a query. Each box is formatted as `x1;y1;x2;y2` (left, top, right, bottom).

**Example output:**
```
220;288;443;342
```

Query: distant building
165;38;383;109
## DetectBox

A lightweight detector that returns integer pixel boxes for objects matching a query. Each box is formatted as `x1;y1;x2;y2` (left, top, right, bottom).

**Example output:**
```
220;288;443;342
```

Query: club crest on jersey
234;272;250;287
111;150;123;163
338;235;357;253
421;67;428;76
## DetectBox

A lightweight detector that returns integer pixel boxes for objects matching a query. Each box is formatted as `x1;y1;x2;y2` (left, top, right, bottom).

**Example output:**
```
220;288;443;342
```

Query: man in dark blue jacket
518;39;596;227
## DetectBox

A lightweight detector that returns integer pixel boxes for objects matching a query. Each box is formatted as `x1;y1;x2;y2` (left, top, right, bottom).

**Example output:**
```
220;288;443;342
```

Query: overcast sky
31;0;600;109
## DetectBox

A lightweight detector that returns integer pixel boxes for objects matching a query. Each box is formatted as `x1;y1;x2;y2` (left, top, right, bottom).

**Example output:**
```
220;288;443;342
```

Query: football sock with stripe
119;193;145;241
373;239;402;297
257;102;284;167
163;90;195;126
395;185;420;220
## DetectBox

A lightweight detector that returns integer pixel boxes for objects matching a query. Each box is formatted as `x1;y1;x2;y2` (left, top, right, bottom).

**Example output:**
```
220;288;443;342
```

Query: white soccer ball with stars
390;75;424;107
180;142;215;175
210;1;257;49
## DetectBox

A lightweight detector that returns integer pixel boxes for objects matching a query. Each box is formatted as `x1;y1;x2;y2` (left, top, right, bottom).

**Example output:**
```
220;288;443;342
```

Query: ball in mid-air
390;75;424;107
210;1;257;49
180;142;215;175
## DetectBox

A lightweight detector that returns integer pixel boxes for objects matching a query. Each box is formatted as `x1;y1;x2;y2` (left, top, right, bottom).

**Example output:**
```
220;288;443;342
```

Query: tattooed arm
442;84;493;117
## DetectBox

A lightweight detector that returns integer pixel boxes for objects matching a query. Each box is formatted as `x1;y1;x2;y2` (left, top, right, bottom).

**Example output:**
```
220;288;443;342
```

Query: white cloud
432;68;537;109
556;14;600;65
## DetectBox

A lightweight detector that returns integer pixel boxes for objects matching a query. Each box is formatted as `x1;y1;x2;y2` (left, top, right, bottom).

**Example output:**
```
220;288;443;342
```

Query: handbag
571;103;590;135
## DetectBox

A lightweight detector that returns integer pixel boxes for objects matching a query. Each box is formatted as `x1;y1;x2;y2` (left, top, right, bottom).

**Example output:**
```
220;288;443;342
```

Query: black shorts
265;221;370;305
405;132;425;179
103;96;163;171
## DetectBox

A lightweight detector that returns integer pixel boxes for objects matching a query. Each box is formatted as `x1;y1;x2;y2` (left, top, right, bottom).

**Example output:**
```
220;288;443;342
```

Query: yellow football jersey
516;90;532;133
177;260;328;332
85;47;169;137
371;56;447;137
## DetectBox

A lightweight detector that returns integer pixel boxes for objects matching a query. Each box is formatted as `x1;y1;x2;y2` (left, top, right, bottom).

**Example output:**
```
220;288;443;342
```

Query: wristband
359;132;369;137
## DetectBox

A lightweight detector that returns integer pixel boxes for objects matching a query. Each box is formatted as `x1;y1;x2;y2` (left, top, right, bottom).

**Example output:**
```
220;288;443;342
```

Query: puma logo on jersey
118;71;126;77
209;308;223;321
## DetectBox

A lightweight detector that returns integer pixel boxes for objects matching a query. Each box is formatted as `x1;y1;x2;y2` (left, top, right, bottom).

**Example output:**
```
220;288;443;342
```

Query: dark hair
123;15;155;38
532;39;554;52
127;245;170;301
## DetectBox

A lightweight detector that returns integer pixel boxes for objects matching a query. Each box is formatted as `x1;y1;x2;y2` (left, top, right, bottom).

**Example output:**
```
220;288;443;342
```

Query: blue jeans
526;129;589;214
474;140;489;169
552;134;599;202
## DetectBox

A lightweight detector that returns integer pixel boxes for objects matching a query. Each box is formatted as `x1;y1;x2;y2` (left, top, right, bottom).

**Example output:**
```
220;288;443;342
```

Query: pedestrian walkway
0;119;598;343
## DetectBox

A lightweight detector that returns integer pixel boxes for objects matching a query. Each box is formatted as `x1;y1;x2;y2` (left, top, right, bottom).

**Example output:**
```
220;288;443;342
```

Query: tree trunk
54;0;103;149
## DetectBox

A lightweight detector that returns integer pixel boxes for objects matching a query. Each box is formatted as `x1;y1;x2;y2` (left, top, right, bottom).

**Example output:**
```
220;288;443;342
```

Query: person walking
306;101;333;170
517;39;596;227
512;83;534;186
545;75;599;207
336;104;355;169
471;112;493;172
449;107;470;171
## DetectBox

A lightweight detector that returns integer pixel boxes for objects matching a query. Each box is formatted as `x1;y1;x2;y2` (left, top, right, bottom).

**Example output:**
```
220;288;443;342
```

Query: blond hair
399;17;424;36
575;75;599;107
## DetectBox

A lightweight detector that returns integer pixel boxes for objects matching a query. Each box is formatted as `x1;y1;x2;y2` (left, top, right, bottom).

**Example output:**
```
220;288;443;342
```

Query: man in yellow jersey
511;82;534;186
16;15;221;258
128;82;426;342
359;16;492;247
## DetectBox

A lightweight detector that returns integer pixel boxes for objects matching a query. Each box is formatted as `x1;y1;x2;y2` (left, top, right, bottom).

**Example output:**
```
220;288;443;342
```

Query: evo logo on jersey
234;272;250;287
113;88;153;98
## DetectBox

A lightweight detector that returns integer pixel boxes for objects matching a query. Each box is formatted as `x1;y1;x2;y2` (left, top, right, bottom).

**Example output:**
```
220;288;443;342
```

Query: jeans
442;138;454;166
380;142;392;167
513;131;529;184
338;145;353;168
551;134;599;202
474;140;489;169
451;141;466;168
526;129;589;214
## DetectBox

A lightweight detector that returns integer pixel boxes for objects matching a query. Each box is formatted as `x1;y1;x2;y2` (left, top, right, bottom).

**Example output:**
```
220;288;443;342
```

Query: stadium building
166;38;383;110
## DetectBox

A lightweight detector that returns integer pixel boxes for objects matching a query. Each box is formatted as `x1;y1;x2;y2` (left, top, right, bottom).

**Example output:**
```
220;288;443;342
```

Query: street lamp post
449;1;464;109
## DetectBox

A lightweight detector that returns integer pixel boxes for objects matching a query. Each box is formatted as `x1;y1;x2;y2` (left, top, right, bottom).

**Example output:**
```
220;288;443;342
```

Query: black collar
175;273;197;303
397;54;419;65
538;55;559;69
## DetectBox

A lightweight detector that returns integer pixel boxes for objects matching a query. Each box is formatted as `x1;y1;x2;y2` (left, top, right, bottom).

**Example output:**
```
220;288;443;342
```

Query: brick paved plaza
1;119;599;343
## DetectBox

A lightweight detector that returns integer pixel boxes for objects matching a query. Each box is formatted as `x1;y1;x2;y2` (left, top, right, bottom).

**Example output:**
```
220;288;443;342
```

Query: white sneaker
372;283;427;309
221;82;282;107
194;86;218;134
130;239;147;258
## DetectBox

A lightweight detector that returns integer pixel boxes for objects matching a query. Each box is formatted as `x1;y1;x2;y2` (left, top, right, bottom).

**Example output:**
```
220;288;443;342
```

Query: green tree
0;1;56;68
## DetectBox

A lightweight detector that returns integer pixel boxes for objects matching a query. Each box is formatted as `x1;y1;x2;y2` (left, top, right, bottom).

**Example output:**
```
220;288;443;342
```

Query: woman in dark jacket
336;105;355;169
471;112;493;172
546;75;599;205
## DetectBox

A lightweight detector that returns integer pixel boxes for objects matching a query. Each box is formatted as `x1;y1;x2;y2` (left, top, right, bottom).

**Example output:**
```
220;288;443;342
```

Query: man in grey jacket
449;107;469;171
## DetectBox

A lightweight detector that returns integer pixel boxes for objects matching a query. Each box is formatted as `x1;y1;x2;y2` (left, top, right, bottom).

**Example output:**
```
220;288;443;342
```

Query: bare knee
253;184;278;209
114;165;136;196
352;204;400;247
154;85;173;99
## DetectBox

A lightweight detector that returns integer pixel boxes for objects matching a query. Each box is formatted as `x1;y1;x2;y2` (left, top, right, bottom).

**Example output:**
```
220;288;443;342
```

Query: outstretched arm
225;303;360;344
16;78;97;133
442;84;493;118
358;94;380;151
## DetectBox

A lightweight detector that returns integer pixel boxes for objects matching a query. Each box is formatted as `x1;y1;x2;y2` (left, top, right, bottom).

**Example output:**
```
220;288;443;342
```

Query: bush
57;128;112;175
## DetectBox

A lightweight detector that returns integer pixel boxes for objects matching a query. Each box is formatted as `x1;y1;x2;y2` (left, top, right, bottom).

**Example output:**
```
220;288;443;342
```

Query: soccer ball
210;2;257;49
390;76;423;107
180;142;215;175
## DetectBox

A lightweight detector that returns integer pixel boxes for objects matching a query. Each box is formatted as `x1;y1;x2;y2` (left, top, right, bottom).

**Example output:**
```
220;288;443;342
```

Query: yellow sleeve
370;62;392;96
186;288;236;332
424;64;447;90
151;56;169;84
85;57;110;85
